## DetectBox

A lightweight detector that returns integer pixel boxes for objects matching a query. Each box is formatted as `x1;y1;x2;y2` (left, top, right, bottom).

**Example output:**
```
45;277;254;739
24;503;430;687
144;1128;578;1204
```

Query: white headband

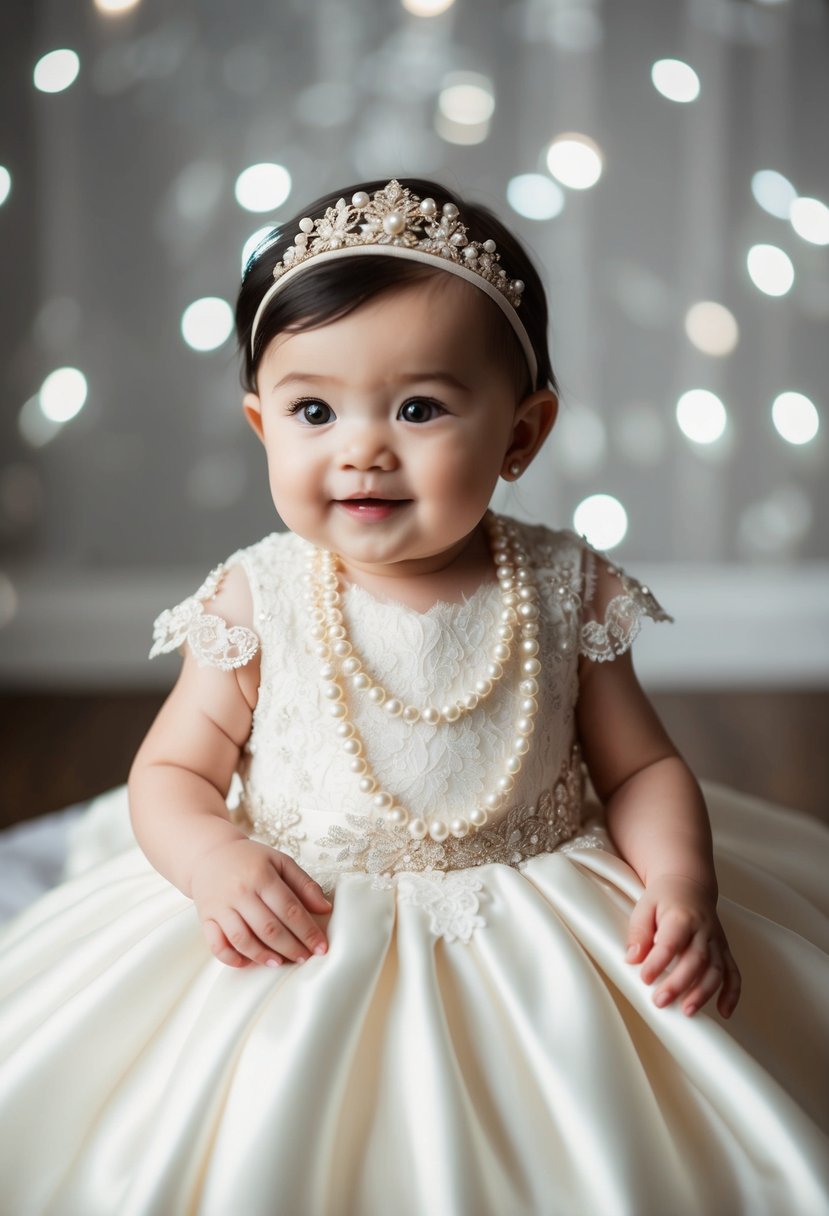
249;180;538;387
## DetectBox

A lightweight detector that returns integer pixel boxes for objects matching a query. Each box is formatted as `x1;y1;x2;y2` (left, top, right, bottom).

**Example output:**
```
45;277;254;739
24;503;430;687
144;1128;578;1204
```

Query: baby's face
244;276;522;581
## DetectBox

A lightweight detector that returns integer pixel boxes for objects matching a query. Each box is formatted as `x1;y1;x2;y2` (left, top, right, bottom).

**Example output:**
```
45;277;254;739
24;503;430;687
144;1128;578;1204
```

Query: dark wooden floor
0;690;826;830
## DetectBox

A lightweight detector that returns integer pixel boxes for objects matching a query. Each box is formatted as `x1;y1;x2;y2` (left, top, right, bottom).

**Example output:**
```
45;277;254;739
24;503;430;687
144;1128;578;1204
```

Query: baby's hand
189;838;332;968
625;874;741;1018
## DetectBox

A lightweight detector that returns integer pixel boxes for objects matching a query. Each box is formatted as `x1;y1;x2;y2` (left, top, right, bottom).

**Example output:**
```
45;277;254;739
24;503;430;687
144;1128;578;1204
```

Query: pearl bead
351;191;369;207
441;704;461;723
352;673;370;690
402;705;421;723
484;791;503;810
333;640;352;657
368;686;386;704
461;692;479;711
469;808;488;827
387;806;408;826
428;819;449;842
520;638;539;657
522;621;540;637
520;697;538;715
494;643;511;662
419;197;437;216
496;775;513;793
310;624;325;640
336;721;355;737
383;211;406;235
522;658;542;676
373;791;392;809
330;704;347;718
443;202;459;220
516;716;534;736
422;706;440;725
349;757;367;774
518;602;539;620
408;818;428;839
341;657;360;675
450;817;469;837
342;738;361;755
359;776;376;793
320;662;336;680
323;683;342;701
516;568;530;583
327;624;346;639
498;624;514;642
518;586;535;601
487;662;503;681
519;677;538;696
512;736;530;755
475;678;493;697
385;698;403;716
506;755;522;775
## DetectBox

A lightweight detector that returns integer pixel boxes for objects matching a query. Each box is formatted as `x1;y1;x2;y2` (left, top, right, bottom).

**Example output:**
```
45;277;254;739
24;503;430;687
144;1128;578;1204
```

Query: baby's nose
340;427;397;471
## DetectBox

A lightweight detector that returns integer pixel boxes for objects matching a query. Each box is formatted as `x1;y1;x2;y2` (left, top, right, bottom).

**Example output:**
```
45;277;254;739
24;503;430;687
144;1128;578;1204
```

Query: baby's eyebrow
272;371;470;392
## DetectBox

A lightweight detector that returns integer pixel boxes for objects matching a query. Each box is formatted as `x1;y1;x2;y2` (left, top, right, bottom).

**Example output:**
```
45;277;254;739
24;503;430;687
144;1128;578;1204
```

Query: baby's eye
289;399;335;426
398;398;444;424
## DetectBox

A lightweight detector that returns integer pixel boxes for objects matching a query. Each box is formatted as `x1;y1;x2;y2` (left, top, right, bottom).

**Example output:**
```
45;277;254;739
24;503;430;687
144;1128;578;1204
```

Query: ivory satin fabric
0;782;827;1216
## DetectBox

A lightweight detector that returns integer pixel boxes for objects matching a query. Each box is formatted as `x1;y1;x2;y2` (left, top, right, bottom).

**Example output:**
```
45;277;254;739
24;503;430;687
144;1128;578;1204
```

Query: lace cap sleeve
577;538;672;663
148;562;260;672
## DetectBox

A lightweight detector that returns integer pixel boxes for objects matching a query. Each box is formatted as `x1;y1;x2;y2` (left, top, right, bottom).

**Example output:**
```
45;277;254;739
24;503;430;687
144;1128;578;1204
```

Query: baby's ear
243;392;264;441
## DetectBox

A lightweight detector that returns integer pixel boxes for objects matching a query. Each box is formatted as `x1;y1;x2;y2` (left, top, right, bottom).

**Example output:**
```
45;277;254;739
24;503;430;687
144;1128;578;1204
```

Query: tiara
249;179;538;385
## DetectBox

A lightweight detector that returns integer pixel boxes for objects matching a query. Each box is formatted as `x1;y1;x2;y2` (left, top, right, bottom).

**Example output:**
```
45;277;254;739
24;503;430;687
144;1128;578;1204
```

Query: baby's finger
216;907;285;967
638;914;695;984
625;894;657;964
240;893;317;965
652;929;710;1008
716;949;742;1018
676;945;727;1016
257;882;329;963
274;852;333;914
201;916;256;969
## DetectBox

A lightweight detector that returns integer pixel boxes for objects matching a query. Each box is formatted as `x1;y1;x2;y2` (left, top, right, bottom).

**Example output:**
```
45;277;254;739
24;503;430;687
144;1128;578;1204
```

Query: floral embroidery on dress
238;788;307;860
149;563;260;671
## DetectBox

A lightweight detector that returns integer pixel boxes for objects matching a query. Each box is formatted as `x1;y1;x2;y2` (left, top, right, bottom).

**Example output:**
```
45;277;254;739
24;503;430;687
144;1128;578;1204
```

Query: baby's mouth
336;497;411;518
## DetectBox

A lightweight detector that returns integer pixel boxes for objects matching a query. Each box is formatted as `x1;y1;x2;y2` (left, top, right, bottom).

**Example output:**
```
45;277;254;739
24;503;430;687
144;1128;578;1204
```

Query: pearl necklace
305;514;543;843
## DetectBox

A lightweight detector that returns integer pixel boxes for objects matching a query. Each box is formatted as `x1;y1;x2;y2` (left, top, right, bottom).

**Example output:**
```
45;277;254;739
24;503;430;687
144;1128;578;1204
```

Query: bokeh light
0;167;11;207
573;494;628;550
771;392;820;445
545;134;603;190
613;403;667;466
401;0;455;13
181;298;234;352
789;197;829;246
434;115;490;146
39;368;88;423
506;174;564;220
684;301;739;356
438;73;495;125
234;163;292;213
676;389;727;445
94;0;142;11
33;49;80;94
651;58;700;103
751;169;796;219
738;486;811;557
746;244;794;297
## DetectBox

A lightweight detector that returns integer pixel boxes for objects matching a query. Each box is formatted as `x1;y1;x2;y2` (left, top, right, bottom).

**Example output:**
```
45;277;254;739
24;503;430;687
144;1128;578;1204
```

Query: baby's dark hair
235;178;557;401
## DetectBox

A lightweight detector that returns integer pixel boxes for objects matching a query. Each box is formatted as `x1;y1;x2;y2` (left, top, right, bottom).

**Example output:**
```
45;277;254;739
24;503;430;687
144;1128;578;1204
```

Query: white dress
0;518;827;1216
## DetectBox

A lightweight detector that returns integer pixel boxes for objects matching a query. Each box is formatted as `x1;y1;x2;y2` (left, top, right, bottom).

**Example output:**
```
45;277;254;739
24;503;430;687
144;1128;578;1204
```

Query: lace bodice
149;517;669;938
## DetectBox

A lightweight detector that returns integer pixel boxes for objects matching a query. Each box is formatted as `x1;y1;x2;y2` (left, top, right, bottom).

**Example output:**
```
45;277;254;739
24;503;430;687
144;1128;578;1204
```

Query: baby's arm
128;566;331;968
575;576;741;1018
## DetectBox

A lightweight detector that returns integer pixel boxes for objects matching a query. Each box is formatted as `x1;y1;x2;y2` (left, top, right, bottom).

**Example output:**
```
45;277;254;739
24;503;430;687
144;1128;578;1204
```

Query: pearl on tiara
304;513;542;843
249;181;538;386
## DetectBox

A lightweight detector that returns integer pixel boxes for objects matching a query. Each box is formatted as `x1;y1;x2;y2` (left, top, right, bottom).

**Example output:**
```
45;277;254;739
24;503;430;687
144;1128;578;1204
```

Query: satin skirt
0;783;827;1216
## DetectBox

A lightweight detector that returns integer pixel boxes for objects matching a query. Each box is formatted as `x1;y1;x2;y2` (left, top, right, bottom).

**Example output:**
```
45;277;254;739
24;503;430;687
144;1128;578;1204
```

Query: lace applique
149;564;260;671
311;743;585;882
238;787;307;860
373;870;488;944
557;534;673;663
